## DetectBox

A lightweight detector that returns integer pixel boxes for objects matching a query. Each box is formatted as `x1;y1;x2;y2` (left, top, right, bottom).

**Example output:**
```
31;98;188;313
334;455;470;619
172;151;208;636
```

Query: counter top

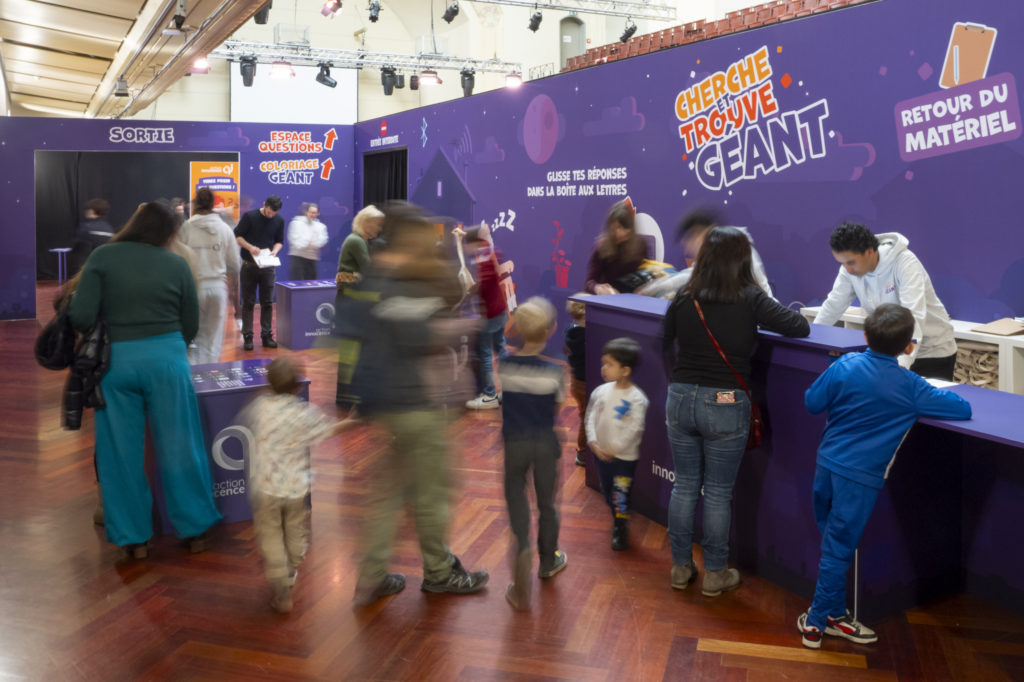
920;384;1024;449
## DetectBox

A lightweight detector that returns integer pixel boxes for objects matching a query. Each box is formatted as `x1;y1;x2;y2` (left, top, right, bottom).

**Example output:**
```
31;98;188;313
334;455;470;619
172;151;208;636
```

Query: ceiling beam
468;0;676;21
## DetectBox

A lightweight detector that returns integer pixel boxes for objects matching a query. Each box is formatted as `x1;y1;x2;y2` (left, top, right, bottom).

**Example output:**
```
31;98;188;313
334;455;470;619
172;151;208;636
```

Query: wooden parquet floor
3;283;1024;680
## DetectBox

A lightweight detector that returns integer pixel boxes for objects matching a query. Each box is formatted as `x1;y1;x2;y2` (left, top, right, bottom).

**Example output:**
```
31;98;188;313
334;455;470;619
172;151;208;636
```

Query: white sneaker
466;393;501;410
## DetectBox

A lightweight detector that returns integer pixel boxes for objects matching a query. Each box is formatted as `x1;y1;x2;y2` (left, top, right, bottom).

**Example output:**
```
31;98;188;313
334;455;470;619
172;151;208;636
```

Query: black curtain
362;148;408;207
35;150;237;280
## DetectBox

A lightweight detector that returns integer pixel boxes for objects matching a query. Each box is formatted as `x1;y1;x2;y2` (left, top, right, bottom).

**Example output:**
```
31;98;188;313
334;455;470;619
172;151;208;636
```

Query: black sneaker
421;557;489;594
574;451;586;466
243;336;254;351
262;336;278;348
353;573;406;606
539;550;568;579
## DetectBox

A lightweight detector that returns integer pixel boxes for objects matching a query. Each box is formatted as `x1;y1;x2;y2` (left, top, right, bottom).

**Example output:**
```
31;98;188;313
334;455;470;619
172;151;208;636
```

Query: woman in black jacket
662;226;809;597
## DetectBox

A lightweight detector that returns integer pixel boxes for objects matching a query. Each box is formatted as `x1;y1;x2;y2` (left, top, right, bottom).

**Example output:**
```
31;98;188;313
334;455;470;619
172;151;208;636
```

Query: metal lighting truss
469;0;676;21
210;40;522;75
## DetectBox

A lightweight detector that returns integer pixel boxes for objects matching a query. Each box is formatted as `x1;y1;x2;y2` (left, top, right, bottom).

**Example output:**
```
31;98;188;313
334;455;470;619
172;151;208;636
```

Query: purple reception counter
575;294;1024;620
275;280;338;350
149;358;309;531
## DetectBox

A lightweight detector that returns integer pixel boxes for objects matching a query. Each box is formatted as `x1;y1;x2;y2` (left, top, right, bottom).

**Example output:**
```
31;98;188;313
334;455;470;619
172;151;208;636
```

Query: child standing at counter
799;303;971;648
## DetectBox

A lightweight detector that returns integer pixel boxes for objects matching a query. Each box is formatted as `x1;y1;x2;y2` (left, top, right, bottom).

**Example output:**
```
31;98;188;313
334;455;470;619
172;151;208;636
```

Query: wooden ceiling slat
3;58;105;83
0;43;109;74
10;92;88;112
9;81;93;103
7;72;98;96
0;0;133;41
0;19;119;59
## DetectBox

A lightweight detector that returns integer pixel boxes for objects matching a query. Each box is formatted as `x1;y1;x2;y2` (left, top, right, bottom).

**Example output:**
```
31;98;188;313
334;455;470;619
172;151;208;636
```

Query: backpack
35;304;76;371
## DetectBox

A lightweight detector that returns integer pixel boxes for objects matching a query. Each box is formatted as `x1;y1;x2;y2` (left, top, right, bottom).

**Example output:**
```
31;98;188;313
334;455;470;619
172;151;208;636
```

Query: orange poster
189;161;241;221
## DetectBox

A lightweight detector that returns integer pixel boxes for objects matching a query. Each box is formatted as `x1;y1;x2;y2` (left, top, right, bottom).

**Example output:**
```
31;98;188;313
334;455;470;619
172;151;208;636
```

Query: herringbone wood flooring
2;283;1023;680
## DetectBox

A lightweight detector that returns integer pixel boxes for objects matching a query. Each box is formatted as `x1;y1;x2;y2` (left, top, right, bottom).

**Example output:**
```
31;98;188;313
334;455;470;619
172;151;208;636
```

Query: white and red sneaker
826;610;878;644
797;611;823;649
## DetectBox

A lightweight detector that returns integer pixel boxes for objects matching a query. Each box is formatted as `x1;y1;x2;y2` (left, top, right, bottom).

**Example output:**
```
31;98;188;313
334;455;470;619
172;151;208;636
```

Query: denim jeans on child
807;466;880;631
596;457;638;518
476;312;509;397
665;382;749;572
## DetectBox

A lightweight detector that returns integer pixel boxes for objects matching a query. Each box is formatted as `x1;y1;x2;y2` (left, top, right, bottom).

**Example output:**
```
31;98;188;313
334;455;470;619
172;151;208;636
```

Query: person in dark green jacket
69;202;220;560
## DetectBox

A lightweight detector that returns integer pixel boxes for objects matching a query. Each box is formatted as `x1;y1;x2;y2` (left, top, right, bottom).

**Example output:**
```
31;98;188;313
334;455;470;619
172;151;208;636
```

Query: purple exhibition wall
353;0;1024;351
0;118;354;320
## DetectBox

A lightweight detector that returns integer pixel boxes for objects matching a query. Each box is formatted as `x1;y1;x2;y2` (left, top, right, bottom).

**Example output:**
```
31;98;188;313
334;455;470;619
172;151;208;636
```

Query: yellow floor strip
698;638;868;668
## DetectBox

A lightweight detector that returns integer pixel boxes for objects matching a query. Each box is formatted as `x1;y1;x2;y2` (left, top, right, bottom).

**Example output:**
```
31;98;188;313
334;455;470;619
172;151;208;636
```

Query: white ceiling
0;0;269;118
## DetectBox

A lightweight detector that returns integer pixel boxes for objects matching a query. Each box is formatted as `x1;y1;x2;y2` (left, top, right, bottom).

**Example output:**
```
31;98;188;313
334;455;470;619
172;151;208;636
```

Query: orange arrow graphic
324;128;338;150
321;158;334;180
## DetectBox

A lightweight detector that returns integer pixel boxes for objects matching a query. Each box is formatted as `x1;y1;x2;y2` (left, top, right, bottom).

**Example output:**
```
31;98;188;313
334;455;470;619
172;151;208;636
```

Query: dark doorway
35;150;238;280
362;148;408;207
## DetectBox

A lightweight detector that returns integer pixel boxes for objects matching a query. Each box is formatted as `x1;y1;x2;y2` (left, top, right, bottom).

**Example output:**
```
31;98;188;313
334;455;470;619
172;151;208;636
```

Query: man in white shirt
287;203;329;280
815;222;958;379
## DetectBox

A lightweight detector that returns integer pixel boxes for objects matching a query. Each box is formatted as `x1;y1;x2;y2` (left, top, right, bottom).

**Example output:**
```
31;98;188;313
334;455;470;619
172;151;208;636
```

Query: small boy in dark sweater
798;304;971;648
499;296;568;610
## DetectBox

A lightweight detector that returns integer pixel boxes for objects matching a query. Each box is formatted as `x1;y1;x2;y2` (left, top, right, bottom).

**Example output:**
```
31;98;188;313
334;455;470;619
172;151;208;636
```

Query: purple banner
895;72;1021;161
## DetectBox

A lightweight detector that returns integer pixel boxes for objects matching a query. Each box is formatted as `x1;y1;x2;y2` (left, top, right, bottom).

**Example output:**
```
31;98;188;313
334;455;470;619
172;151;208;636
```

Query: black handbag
614;269;655;293
35;304;76;371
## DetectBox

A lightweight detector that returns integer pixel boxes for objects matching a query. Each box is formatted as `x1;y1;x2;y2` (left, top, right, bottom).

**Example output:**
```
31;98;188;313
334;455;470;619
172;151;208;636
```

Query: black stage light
409;74;419;90
460;68;475;97
528;10;542;32
240;57;257;87
253;1;272;24
381;66;397;95
368;0;380;22
395;74;405;89
620;21;637;43
442;1;459;23
316;63;337;88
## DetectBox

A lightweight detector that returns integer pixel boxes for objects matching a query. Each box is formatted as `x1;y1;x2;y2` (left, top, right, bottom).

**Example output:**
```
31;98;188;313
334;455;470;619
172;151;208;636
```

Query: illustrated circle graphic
523;94;559;164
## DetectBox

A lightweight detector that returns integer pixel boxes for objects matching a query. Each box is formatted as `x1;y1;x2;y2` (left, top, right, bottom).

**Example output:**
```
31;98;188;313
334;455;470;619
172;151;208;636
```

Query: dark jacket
62;319;110;430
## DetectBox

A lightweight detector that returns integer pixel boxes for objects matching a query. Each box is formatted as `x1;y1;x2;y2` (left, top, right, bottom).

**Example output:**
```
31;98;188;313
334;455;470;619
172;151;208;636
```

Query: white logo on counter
315;302;335;325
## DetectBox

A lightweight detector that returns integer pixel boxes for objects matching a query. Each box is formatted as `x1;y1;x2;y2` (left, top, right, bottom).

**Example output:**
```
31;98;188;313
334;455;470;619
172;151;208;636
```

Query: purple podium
575;294;1024;620
149;358;310;531
275;280;337;350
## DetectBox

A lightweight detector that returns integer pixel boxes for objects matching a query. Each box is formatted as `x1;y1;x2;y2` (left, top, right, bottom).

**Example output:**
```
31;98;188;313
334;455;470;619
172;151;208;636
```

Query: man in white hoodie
179;187;242;364
815;223;958;379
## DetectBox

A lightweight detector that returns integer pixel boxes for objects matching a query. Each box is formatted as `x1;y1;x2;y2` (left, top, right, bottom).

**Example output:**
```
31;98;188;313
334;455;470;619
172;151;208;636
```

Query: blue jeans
807;466;880;630
665;383;749;571
476;312;509;396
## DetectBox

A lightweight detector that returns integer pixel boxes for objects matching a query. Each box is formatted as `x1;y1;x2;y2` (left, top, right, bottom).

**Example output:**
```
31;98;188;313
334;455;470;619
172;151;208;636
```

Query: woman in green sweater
335;204;384;407
69;202;221;559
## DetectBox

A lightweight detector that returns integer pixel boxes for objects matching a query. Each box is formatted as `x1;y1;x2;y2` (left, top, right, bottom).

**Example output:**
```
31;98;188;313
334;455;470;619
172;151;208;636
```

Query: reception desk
150;358;310;532
275;280;337;350
577;294;1024;619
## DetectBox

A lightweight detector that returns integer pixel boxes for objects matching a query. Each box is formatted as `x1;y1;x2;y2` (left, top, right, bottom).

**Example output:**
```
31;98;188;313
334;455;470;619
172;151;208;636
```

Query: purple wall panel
353;0;1024;353
0;119;354;320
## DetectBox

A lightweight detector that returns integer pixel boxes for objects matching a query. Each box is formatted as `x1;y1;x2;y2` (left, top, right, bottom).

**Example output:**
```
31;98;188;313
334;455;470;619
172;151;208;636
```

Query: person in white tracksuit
815;223;958;379
178;187;242;365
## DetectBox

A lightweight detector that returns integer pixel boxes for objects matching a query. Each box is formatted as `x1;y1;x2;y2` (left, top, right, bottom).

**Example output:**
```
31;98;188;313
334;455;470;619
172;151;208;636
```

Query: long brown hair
110;202;178;247
683;226;756;303
596;199;644;262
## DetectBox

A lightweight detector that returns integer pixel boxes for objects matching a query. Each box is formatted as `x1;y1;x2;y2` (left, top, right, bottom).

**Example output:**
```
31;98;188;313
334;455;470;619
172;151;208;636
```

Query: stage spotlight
505;71;523;88
321;0;342;18
620;20;637;43
316;63;337;88
395;74;405;89
114;77;129;97
190;56;211;74
368;0;380;22
381;66;397;95
442;1;459;23
419;69;440;86
172;0;186;30
528;10;542;32
410;74;419;90
240;57;256;87
253;0;272;24
269;61;295;79
460;69;475;97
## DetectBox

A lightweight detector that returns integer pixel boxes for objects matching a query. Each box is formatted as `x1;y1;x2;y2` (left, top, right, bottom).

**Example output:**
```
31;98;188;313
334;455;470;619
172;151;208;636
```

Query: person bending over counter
584;199;649;295
814;222;958;380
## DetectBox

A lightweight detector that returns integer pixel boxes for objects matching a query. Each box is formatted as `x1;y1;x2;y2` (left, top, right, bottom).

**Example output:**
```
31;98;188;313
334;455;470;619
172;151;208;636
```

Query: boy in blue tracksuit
798;303;971;649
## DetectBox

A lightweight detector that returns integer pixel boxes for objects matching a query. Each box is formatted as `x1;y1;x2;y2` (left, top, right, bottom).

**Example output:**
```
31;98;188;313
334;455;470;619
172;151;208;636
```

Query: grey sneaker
671;562;697;590
421;557;489;594
465;393;501;410
353;573;407;606
539;550;568;579
701;567;740;597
